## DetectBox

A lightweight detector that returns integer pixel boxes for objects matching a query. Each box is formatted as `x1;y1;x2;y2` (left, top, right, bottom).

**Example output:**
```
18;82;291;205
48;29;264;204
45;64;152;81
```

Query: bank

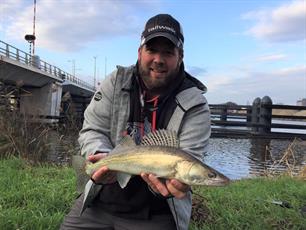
0;157;305;230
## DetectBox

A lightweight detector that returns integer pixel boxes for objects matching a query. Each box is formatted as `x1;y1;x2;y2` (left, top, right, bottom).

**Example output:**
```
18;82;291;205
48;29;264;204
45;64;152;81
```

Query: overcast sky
1;0;305;105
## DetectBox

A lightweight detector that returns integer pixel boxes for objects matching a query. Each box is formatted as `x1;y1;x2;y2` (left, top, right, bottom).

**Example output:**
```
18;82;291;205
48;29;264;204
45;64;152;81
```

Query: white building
297;98;306;106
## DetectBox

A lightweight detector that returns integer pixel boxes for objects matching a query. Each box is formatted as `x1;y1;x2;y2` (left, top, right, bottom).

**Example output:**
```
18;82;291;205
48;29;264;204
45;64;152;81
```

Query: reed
0;82;80;163
264;138;306;178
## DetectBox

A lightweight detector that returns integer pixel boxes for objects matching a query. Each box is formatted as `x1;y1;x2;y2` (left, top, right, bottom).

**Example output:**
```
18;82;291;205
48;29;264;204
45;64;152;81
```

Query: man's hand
88;153;117;185
140;173;190;199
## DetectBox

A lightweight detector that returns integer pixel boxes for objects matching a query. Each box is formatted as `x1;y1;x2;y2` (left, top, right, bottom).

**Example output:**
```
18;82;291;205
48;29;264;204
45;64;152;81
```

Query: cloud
0;0;24;31
197;64;305;104
258;65;306;78
243;0;306;42
1;0;159;52
187;66;233;92
255;54;287;62
205;75;233;92
186;65;207;76
192;69;235;93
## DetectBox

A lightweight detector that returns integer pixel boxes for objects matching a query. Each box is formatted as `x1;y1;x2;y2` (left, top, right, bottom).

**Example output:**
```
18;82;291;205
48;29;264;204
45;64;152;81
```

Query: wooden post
220;106;227;122
246;107;252;123
259;96;272;134
251;97;261;133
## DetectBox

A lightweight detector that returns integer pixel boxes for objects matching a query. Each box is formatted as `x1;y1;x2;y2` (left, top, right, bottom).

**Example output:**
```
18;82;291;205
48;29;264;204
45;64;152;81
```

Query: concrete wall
20;82;62;122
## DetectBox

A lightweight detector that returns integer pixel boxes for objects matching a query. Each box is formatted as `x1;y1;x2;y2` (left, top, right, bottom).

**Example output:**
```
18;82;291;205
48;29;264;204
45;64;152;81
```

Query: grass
1;157;305;230
0;157;77;230
190;176;306;229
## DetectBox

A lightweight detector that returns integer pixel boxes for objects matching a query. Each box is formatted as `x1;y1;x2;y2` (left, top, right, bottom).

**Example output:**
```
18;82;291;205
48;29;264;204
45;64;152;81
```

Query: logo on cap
141;14;184;48
147;25;176;34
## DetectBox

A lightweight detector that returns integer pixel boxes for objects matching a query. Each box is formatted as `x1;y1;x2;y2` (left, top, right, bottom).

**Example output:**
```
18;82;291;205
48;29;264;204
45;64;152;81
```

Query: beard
138;61;181;95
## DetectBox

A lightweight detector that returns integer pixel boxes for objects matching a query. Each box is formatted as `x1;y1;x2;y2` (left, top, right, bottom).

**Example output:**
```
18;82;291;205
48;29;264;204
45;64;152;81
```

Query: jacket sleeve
167;87;211;161
78;69;118;158
179;101;211;160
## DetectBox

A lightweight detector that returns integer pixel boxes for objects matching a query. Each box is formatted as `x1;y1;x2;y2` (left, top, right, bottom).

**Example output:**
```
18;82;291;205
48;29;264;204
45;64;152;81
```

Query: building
297;98;306;106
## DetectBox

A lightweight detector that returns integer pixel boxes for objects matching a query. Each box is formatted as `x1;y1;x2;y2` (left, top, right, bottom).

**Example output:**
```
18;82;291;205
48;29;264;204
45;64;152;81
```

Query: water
210;118;305;179
205;138;306;180
46;131;306;180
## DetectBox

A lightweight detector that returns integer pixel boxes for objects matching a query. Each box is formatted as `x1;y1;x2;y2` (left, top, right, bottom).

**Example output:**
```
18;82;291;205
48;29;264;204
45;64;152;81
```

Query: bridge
0;40;95;121
1;40;305;140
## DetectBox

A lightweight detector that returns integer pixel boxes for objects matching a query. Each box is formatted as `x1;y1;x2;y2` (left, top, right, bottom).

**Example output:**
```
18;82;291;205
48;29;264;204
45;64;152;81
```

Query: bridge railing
0;40;95;91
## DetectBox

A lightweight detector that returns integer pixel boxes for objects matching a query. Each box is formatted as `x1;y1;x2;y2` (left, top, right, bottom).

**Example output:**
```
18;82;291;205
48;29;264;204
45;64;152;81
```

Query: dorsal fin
140;129;179;148
111;135;136;155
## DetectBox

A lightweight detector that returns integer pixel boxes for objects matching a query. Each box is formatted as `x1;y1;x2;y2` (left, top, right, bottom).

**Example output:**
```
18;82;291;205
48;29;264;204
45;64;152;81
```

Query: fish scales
77;130;230;188
86;146;185;177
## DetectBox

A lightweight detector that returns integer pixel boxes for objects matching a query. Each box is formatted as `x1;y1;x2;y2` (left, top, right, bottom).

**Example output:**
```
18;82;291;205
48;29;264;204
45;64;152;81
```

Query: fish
73;130;230;189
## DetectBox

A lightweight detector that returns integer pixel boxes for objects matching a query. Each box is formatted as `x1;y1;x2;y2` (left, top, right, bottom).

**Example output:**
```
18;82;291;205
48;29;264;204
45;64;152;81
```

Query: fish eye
208;172;217;178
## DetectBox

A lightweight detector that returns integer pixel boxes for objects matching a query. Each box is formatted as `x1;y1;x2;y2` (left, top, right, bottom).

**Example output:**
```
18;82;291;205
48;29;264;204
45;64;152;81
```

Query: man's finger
141;173;159;193
148;174;170;197
170;179;190;192
91;166;109;182
140;173;150;183
166;179;189;199
88;153;108;163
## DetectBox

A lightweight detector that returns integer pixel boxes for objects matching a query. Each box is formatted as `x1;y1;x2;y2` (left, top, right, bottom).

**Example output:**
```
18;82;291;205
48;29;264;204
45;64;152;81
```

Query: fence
210;96;306;139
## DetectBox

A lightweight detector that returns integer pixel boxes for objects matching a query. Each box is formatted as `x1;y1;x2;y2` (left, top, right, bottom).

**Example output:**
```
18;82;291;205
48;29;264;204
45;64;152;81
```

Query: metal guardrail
0;40;95;91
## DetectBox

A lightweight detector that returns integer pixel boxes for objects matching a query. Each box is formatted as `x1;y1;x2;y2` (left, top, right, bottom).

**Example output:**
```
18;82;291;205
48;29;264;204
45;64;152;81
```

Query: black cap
141;14;184;48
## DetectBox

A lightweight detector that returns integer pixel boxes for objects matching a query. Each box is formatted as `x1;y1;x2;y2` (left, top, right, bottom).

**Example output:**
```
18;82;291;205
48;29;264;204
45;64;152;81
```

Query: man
61;14;211;230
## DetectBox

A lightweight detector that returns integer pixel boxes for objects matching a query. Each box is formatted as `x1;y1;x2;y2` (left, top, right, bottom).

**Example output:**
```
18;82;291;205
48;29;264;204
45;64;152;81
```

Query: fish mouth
213;178;230;186
191;177;230;186
204;176;230;186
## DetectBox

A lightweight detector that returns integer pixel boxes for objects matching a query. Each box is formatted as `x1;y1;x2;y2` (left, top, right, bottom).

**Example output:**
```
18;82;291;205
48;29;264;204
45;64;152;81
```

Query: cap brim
142;32;181;48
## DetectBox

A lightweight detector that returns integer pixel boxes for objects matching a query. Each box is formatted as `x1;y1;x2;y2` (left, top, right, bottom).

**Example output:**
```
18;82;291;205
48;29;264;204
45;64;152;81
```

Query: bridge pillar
251;97;261;133
220;107;227;122
20;82;62;122
258;96;273;134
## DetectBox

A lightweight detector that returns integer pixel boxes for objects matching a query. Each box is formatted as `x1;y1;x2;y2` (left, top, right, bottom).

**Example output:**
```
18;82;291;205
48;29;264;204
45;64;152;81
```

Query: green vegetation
190;176;306;229
0;94;80;163
0;157;77;230
1;157;305;230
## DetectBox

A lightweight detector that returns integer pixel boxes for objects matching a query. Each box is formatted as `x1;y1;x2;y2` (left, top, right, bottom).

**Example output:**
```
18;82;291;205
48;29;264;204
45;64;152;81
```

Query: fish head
186;162;230;186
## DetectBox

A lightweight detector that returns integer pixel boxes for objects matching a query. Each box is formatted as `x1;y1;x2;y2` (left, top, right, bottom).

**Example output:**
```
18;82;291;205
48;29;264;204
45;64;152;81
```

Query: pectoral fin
117;172;132;188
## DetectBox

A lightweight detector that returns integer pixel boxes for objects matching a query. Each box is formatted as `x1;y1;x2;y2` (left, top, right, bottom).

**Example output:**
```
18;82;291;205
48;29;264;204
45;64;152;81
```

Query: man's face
138;37;183;94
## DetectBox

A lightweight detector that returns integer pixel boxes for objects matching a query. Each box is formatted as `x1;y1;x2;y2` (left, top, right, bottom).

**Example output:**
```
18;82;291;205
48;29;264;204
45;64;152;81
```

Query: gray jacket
78;65;211;230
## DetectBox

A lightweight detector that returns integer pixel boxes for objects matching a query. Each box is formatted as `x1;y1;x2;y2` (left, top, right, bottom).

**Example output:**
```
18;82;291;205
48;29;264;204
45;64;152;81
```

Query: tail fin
71;155;89;194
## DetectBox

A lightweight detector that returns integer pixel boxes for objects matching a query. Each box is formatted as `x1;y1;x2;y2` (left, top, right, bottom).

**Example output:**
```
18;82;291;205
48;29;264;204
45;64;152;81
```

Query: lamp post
24;0;36;56
68;59;76;76
24;34;36;55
